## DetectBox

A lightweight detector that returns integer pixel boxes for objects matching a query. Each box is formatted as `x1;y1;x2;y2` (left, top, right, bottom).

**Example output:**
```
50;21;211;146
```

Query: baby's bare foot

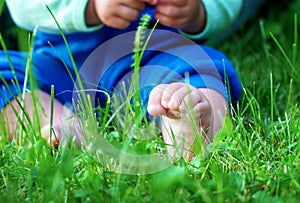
41;121;82;148
147;82;213;158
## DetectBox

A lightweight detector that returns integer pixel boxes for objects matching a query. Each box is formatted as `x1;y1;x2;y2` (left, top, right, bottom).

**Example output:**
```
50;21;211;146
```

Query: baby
1;0;241;158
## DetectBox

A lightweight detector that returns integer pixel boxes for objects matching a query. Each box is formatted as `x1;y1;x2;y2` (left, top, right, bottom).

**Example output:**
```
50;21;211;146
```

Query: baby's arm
6;0;242;37
6;0;90;33
6;0;146;33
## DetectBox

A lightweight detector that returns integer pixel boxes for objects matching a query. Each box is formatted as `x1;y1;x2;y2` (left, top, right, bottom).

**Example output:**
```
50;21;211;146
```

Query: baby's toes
41;124;61;148
179;89;204;113
41;123;82;148
147;84;168;116
161;83;183;109
147;104;166;116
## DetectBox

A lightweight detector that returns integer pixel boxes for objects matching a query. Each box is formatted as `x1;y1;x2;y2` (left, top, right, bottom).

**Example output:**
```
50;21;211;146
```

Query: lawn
0;1;300;202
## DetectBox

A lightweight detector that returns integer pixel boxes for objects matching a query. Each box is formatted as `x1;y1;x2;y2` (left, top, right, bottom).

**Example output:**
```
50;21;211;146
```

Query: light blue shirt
6;0;243;39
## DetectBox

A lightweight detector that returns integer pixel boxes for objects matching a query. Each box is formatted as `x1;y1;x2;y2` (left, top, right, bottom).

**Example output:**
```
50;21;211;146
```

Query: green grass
1;2;300;202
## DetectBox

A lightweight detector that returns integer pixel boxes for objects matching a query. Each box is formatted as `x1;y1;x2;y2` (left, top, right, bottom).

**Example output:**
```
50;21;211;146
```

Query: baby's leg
147;82;228;159
1;90;81;147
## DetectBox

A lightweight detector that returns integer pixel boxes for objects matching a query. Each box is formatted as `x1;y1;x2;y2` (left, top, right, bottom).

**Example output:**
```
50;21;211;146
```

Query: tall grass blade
292;14;298;70
269;72;274;152
270;32;299;78
17;28;29;51
0;33;21;93
50;85;55;146
46;6;99;142
0;0;5;17
259;20;271;68
0;33;34;139
130;15;158;125
23;28;42;144
46;6;89;112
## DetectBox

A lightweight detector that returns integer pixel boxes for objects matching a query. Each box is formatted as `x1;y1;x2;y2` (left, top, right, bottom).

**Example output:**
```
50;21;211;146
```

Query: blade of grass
47;42;76;87
0;0;5;17
20;28;38;145
270;72;274;153
0;33;21;94
130;15;158;125
287;78;293;110
46;6;90;115
0;33;32;138
292;14;298;69
0;81;28;135
99;94;111;132
17;28;29;52
259;20;271;68
46;6;100;142
50;85;55;147
270;32;299;78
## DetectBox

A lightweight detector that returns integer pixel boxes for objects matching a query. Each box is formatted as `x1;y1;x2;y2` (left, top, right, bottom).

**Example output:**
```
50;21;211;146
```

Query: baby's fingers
141;0;158;5
156;0;186;6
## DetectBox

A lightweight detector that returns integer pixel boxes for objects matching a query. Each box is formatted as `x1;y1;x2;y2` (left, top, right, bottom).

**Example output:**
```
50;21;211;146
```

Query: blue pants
0;7;242;110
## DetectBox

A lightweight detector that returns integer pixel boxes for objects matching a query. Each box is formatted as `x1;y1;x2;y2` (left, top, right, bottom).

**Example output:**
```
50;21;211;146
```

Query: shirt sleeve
6;0;102;33
179;0;243;40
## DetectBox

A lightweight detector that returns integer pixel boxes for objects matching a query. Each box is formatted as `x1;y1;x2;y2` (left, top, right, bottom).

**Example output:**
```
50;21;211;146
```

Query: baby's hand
93;0;145;29
151;0;205;33
141;0;158;5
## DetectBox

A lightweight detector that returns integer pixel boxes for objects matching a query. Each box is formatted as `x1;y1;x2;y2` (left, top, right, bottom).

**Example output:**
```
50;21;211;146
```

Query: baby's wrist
181;0;206;34
85;0;102;27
